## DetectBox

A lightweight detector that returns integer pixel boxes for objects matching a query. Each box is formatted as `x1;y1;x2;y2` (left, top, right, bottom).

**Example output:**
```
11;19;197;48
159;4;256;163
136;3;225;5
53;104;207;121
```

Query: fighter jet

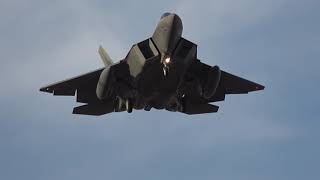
40;13;264;115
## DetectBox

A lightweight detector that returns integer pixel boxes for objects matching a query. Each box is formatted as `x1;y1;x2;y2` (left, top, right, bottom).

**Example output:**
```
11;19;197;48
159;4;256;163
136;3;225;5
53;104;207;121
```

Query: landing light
164;57;171;64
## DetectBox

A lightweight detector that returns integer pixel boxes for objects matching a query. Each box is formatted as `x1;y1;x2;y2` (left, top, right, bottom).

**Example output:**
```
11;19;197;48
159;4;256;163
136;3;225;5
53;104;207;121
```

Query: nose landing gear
163;66;169;76
162;56;171;76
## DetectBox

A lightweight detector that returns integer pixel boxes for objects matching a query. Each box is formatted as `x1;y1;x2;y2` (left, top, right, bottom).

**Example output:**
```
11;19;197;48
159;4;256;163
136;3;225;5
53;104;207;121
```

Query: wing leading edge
40;68;104;112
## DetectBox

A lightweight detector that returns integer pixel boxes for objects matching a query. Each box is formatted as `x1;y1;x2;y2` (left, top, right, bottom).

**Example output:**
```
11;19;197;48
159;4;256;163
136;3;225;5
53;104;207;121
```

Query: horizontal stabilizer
73;102;115;116
182;103;219;115
98;45;113;66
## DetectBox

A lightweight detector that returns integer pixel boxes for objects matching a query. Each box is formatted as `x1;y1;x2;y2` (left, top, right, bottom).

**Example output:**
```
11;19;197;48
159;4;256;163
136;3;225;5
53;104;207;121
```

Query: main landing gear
114;96;133;113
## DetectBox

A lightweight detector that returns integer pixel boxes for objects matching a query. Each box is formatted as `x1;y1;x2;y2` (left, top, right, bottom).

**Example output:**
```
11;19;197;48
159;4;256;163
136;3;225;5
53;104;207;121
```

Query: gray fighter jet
40;13;264;115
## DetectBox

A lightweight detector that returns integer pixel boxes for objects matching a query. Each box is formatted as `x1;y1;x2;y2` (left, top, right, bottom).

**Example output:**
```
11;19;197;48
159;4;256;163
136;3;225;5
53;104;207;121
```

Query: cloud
1;0;319;180
175;0;287;39
0;0;130;96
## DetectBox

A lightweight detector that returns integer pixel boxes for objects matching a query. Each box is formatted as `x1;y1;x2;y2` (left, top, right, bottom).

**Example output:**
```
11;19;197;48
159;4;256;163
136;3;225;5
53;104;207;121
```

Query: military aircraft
40;13;264;115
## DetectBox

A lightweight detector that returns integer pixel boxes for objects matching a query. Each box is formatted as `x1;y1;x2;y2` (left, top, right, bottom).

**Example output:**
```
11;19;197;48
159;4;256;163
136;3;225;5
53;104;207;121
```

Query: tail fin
98;45;113;66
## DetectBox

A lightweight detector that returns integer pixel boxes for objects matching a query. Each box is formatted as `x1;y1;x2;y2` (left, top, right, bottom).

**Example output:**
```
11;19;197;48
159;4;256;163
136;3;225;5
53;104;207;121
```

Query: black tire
126;99;133;113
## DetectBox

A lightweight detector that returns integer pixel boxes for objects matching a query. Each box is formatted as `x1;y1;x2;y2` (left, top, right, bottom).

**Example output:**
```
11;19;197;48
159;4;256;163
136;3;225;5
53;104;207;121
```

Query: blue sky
0;0;319;179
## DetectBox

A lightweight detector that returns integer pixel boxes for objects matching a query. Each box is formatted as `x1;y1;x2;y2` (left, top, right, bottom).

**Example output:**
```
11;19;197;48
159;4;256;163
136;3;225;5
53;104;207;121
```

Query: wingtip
39;87;53;93
255;84;265;91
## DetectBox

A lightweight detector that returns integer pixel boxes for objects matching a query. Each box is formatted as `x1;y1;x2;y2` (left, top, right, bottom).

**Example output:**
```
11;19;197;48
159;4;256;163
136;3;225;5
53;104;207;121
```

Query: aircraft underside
40;13;264;116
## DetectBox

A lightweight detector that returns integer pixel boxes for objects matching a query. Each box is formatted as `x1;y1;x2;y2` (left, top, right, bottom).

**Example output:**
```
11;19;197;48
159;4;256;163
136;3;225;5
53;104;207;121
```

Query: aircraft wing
40;68;104;104
209;70;264;102
185;60;264;106
219;70;264;94
208;70;265;102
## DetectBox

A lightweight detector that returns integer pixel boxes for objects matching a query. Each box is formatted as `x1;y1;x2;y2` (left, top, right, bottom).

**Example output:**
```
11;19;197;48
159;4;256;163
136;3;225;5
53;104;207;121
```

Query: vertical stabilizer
98;45;113;66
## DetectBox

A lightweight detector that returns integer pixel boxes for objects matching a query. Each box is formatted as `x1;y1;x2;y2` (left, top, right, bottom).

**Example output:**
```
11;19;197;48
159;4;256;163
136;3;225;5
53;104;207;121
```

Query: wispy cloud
175;0;287;39
0;1;129;96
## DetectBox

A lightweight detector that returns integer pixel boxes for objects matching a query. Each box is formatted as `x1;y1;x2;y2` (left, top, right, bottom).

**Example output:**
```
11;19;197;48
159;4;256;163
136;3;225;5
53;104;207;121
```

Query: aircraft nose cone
152;13;183;55
160;12;172;19
160;13;182;32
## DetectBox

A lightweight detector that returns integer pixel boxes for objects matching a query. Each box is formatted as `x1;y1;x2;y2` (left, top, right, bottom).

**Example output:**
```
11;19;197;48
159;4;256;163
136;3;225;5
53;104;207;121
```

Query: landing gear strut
163;65;169;76
126;98;133;113
114;96;133;113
